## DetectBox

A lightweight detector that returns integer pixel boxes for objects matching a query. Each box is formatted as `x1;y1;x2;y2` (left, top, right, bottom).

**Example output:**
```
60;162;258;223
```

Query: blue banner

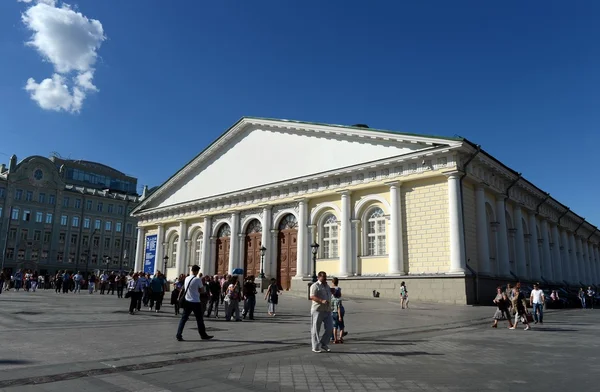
144;234;157;275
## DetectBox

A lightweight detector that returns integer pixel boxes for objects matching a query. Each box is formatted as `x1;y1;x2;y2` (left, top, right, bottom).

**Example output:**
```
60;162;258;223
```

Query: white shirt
183;275;201;303
531;289;544;304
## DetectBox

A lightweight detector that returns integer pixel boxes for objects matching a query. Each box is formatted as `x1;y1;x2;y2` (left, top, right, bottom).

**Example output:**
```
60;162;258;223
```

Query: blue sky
0;1;598;223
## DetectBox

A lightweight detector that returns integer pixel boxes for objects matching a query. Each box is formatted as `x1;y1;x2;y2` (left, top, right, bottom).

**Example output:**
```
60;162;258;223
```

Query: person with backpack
176;265;213;341
242;275;257;320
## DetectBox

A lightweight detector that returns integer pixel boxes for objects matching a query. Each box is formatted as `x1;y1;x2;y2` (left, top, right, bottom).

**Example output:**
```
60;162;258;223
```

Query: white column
594;245;600;284
261;206;272;277
475;186;490;275
134;227;145;271
447;173;466;274
351;219;361;275
551;224;562;282
307;224;316;278
540;219;552;281
296;199;308;278
270;229;278;278
155;224;165;275
209;237;217;276
386;183;404;275
560;229;571;284
568;233;580;283
513;205;527;279
200;216;211;275
527;213;541;281
495;197;510;277
576;237;586;283
175;220;187;276
339;191;352;277
584;241;592;283
228;212;239;273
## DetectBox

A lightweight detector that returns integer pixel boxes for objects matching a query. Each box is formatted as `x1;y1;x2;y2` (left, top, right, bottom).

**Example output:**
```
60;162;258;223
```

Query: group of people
492;282;548;330
578;287;596;309
0;269;44;293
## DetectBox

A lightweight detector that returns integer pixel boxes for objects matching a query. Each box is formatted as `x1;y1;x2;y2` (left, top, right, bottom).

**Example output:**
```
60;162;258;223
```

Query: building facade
0;154;141;275
131;117;600;304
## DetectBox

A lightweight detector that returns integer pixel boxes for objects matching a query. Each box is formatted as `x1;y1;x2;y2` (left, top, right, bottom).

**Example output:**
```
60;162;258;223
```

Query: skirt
493;309;507;320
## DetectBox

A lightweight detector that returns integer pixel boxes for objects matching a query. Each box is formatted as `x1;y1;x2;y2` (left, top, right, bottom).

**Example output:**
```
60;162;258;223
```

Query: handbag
525;313;533;323
178;277;195;308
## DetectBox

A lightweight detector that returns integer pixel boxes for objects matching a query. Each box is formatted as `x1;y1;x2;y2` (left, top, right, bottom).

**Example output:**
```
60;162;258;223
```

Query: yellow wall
359;257;388;275
463;181;478;271
308;194;342;211
402;177;449;274
315;260;340;276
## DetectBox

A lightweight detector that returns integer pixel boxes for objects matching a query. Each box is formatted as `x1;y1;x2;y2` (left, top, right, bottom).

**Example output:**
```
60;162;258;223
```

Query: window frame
318;213;340;259
362;206;388;257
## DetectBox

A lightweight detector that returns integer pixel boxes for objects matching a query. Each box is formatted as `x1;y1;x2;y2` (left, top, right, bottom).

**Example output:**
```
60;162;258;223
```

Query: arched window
366;207;386;256
193;231;203;265
168;235;178;268
278;214;298;230
217;224;231;238
321;214;339;259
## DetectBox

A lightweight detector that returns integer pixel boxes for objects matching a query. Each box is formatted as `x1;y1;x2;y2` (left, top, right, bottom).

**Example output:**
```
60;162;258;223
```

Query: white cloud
20;0;105;113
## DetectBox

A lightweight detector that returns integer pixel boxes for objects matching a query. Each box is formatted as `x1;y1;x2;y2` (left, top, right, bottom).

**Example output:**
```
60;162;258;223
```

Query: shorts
332;312;345;329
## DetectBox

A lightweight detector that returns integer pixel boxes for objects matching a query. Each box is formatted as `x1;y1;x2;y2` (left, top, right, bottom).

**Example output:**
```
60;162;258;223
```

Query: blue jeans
177;301;208;338
533;303;543;323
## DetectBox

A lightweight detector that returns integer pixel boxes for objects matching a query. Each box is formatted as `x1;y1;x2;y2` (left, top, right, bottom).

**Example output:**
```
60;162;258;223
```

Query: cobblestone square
0;289;598;391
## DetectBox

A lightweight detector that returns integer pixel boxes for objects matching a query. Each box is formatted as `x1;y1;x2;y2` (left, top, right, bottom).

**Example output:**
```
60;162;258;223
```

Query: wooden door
215;224;231;276
244;233;262;278
277;214;298;290
216;237;230;276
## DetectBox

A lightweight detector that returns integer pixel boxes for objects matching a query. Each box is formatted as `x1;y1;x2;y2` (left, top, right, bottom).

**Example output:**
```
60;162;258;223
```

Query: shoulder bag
178;277;195;308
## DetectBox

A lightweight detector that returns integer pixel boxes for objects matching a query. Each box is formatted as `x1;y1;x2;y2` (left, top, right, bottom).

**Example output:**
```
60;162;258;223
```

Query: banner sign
144;234;157;274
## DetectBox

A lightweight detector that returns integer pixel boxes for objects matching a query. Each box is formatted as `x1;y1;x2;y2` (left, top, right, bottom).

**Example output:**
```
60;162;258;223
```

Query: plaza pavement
0;288;598;391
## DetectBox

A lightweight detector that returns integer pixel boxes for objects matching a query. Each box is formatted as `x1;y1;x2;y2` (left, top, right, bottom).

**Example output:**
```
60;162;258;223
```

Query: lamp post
259;246;267;278
104;256;111;274
311;242;319;283
163;255;168;275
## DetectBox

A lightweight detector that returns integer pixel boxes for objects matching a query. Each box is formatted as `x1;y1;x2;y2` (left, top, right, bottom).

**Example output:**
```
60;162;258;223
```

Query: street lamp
104;256;111;274
259;246;267;278
311;242;319;283
163;255;169;275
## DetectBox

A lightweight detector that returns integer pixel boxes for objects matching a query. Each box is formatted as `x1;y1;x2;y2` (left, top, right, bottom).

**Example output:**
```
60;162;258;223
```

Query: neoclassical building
131;117;600;304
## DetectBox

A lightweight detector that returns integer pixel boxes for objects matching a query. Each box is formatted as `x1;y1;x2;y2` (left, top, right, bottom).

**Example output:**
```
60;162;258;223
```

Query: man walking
586;286;595;309
73;271;83;294
99;271;108;294
176;265;213;342
309;271;333;353
206;275;221;318
242;275;257;320
530;283;545;324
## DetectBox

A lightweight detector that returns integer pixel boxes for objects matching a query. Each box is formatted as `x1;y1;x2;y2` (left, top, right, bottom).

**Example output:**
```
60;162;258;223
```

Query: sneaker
201;335;214;340
524;326;530;331
176;336;184;341
509;327;516;330
312;348;322;353
321;345;331;352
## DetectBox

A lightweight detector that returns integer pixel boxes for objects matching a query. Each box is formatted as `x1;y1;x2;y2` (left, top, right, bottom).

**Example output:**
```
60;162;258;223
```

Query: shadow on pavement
339;351;443;357
0;359;35;365
533;328;579;332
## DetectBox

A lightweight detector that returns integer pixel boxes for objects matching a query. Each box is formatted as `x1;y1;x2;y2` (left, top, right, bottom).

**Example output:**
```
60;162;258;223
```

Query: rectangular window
0;207;2;218
70;234;78;245
72;216;80;227
118;205;124;215
38;193;46;203
33;230;41;241
125;239;131;250
61;215;68;226
91;254;98;265
17;249;25;260
126;223;132;234
6;248;14;259
23;210;31;221
82;235;89;246
25;191;33;201
59;233;66;243
43;232;51;243
97;202;103;212
95;219;101;230
31;251;38;260
56;252;63;262
108;204;114;213
21;229;28;240
45;213;53;224
115;239;121;248
8;228;16;240
49;194;55;205
116;222;122;232
75;199;81;209
63;197;70;207
104;238;111;248
15;189;23;200
105;221;112;231
11;208;19;220
41;251;48;260
0;187;5;198
93;236;100;247
35;211;43;223
86;200;92;210
83;218;91;229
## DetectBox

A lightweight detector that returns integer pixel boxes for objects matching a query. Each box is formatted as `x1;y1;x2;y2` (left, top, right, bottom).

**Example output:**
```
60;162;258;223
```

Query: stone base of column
386;272;407;277
446;269;467;276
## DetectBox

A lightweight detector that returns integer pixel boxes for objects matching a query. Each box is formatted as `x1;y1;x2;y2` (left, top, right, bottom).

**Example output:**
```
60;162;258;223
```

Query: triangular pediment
134;118;462;213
